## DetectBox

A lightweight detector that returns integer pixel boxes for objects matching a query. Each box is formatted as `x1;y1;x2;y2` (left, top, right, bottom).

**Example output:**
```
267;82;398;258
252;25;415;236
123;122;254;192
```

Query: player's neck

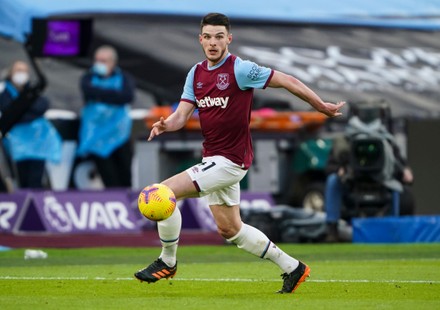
207;53;230;69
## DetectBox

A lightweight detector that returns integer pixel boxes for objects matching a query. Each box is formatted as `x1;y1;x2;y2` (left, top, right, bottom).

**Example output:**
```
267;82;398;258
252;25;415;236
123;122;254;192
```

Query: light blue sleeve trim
234;57;273;90
181;64;197;102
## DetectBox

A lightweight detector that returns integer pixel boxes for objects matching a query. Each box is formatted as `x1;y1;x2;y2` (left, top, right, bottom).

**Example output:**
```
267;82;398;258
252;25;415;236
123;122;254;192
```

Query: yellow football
138;183;176;221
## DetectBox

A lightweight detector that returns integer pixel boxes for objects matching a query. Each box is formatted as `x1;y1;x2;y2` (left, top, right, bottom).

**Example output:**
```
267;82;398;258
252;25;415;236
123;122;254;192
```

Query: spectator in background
77;45;135;188
324;112;414;242
0;60;62;188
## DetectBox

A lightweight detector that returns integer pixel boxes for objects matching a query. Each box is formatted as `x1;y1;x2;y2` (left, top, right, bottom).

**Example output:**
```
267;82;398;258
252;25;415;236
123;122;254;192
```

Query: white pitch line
0;276;439;284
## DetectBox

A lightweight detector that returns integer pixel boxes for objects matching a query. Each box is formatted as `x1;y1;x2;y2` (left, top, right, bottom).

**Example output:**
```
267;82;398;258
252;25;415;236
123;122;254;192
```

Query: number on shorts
201;161;216;172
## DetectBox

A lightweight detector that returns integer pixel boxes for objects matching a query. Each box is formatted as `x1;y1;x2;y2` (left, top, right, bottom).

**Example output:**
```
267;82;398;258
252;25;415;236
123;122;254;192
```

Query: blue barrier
352;215;440;243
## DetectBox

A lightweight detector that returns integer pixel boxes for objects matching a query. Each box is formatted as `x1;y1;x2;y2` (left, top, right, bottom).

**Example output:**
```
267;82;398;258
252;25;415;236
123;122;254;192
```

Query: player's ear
227;33;232;44
199;34;203;44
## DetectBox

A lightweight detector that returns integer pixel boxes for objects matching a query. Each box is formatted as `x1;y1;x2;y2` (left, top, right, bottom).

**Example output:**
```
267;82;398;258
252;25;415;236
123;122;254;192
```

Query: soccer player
135;13;345;294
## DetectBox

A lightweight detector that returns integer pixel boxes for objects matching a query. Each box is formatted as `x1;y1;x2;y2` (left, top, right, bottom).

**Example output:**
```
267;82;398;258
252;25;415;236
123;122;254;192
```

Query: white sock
227;223;299;274
157;207;182;267
264;241;299;274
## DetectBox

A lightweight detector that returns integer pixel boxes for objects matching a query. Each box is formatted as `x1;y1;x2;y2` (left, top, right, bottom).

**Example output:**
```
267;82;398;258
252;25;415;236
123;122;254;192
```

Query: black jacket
0;81;49;124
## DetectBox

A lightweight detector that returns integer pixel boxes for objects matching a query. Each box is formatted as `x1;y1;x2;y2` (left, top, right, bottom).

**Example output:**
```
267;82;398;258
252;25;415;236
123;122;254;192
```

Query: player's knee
216;224;240;239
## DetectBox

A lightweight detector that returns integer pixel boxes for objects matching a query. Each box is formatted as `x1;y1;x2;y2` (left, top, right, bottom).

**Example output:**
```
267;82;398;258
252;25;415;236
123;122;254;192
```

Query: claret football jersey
181;53;273;169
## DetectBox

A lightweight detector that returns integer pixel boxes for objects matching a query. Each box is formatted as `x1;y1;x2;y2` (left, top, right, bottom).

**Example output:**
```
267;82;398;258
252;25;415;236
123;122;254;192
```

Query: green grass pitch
1;243;439;309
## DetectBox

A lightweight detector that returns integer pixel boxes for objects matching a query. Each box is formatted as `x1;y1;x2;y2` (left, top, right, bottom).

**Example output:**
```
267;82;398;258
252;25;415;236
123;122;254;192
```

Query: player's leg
187;155;302;278
134;170;198;283
157;171;200;266
209;187;310;293
150;155;245;269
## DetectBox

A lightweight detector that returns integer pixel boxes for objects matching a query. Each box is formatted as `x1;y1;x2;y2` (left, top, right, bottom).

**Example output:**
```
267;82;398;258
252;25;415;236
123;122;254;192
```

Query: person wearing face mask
77;45;135;188
0;60;62;189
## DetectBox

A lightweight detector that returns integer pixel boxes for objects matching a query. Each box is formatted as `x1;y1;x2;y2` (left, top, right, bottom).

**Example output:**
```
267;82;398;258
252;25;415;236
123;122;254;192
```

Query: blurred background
0;0;439;244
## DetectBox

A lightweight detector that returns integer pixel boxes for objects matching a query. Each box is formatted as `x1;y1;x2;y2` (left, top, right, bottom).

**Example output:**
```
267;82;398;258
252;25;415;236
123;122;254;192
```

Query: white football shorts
185;155;247;206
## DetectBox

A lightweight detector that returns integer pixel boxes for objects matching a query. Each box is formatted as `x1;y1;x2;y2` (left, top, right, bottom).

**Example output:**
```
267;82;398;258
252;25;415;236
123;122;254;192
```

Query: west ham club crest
216;73;230;90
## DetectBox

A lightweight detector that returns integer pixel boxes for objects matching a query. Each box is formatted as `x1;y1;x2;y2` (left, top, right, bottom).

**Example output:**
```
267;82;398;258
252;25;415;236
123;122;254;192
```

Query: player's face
199;25;232;66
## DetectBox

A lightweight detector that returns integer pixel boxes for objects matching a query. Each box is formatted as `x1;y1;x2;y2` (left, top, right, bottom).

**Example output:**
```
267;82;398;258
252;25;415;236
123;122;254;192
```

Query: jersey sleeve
180;65;197;103
234;57;274;90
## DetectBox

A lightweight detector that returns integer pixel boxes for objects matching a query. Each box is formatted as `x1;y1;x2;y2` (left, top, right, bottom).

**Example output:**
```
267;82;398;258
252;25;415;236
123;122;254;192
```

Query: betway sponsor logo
196;96;229;109
43;196;136;233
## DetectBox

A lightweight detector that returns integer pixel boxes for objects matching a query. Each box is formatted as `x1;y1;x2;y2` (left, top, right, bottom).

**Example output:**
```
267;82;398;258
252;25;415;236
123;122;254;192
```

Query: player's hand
148;117;166;141
320;101;345;117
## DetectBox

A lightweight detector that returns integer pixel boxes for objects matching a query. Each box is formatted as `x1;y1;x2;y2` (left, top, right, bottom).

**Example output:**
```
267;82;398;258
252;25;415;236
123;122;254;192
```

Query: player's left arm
268;70;345;117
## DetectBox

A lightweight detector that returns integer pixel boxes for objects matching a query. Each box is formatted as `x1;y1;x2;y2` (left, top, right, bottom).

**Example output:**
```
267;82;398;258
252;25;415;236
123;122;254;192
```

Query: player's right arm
148;101;195;141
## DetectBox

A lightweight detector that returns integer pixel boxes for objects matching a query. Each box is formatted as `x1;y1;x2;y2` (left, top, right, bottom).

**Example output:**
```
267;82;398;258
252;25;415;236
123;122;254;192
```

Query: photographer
324;105;414;242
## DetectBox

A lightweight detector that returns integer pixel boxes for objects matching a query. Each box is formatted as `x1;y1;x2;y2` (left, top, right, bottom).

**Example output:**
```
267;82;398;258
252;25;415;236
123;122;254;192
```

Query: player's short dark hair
200;13;231;33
